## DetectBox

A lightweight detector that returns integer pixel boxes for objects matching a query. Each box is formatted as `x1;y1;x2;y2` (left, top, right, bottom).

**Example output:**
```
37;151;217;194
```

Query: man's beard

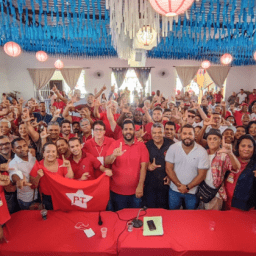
124;133;134;142
182;138;194;147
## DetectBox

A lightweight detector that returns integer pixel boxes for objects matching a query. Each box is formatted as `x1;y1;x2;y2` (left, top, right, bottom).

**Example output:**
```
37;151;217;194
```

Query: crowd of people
1;85;256;241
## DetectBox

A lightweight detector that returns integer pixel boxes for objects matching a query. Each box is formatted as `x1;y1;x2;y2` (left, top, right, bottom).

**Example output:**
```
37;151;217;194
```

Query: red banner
44;172;110;211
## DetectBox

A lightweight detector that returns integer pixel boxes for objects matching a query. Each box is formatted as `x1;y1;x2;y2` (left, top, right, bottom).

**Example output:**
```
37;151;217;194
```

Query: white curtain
207;66;231;88
60;68;83;90
175;66;200;87
27;68;55;90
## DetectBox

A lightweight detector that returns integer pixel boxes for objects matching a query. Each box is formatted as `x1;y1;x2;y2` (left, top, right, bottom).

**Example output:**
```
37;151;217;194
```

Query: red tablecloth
1;209;256;256
0;211;119;256
117;209;256;256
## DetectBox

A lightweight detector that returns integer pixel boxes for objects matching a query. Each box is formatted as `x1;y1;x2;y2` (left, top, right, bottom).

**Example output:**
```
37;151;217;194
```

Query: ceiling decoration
0;0;256;66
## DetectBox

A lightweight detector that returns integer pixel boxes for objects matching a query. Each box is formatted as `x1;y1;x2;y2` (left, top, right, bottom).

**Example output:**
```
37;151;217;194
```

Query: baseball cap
222;126;237;134
206;128;222;139
241;103;249;107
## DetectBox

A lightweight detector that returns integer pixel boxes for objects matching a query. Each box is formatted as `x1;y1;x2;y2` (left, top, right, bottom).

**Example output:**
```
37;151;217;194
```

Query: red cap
154;103;161;107
152;91;155;95
241;103;249;106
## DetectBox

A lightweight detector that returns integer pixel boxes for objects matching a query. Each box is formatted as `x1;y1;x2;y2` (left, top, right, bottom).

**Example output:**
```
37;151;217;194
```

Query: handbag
196;180;220;203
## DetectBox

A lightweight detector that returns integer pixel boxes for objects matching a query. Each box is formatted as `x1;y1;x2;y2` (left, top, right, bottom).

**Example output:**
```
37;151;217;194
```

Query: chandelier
136;26;157;46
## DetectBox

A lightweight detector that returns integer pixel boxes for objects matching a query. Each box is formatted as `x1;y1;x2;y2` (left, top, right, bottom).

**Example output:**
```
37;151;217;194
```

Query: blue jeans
169;188;199;210
17;199;34;210
42;194;53;210
110;191;142;211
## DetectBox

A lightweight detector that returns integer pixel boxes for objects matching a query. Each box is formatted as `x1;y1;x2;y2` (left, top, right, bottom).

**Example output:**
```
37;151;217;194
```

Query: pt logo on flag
66;190;93;209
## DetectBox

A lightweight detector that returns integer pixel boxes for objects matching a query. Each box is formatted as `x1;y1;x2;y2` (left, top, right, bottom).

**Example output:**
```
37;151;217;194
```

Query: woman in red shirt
225;135;256;210
30;142;74;210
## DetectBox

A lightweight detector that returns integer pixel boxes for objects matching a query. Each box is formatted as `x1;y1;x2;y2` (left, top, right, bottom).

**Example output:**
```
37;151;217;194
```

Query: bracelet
186;185;190;191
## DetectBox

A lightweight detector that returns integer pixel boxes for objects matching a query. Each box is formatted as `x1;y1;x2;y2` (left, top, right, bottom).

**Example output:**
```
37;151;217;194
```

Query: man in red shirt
233;103;250;126
52;98;66;114
60;120;75;141
105;120;149;211
143;107;167;142
68;137;112;181
249;89;256;105
214;91;223;104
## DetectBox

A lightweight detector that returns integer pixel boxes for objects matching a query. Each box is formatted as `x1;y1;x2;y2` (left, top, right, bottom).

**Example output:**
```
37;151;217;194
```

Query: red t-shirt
106;137;149;195
225;160;248;210
233;110;249;126
83;136;115;177
53;101;66;113
60;133;75;140
99;112;120;138
0;184;11;225
30;159;68;195
69;152;101;180
249;94;256;105
81;134;92;144
214;94;223;103
225;110;232;119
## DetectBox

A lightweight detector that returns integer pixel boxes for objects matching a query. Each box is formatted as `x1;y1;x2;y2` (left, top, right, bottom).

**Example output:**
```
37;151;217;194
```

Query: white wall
0;49;10;95
1;47;255;101
225;66;253;97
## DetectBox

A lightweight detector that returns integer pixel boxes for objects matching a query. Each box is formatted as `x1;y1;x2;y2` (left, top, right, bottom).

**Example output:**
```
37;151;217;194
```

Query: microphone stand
132;207;147;228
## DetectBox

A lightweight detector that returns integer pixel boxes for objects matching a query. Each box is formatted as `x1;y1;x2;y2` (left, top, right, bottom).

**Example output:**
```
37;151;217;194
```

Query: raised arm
62;102;73;122
93;99;101;119
194;103;207;120
52;85;68;104
95;85;107;99
106;101;117;132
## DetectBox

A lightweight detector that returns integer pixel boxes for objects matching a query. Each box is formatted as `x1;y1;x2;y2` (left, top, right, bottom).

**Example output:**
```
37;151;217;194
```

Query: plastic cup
209;221;216;231
127;222;133;232
101;227;107;238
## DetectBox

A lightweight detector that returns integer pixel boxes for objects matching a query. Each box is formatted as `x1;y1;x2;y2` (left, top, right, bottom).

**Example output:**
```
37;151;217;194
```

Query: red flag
43;171;110;211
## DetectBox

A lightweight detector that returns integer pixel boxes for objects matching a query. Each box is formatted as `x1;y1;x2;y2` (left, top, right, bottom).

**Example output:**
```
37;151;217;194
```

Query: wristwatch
186;185;190;191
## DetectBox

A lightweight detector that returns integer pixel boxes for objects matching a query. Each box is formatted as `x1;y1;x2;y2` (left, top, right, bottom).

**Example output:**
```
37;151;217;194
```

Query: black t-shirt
145;138;174;188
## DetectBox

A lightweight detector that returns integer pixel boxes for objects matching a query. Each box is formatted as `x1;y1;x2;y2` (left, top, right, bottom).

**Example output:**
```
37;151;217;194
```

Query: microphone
98;211;103;225
132;206;147;228
40;209;48;220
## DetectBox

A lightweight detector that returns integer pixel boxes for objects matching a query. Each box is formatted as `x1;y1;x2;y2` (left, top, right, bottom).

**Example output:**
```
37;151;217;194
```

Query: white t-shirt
237;93;247;104
205;154;216;189
165;141;210;194
9;153;37;202
193;121;204;128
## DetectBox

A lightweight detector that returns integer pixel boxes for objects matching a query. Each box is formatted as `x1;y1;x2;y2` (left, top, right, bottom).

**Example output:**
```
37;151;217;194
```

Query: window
35;70;87;100
111;69;151;102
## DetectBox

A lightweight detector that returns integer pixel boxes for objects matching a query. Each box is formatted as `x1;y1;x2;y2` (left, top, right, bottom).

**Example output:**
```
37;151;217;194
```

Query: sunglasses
188;115;195;118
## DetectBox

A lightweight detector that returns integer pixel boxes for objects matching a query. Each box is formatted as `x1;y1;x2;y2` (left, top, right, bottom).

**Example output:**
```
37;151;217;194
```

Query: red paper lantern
4;42;21;57
54;59;64;69
220;53;233;65
201;60;211;69
36;51;48;62
149;0;195;16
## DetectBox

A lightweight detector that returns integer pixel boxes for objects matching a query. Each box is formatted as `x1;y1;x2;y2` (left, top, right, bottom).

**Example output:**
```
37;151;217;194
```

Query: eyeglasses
0;142;10;147
94;128;104;132
188;115;195;118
